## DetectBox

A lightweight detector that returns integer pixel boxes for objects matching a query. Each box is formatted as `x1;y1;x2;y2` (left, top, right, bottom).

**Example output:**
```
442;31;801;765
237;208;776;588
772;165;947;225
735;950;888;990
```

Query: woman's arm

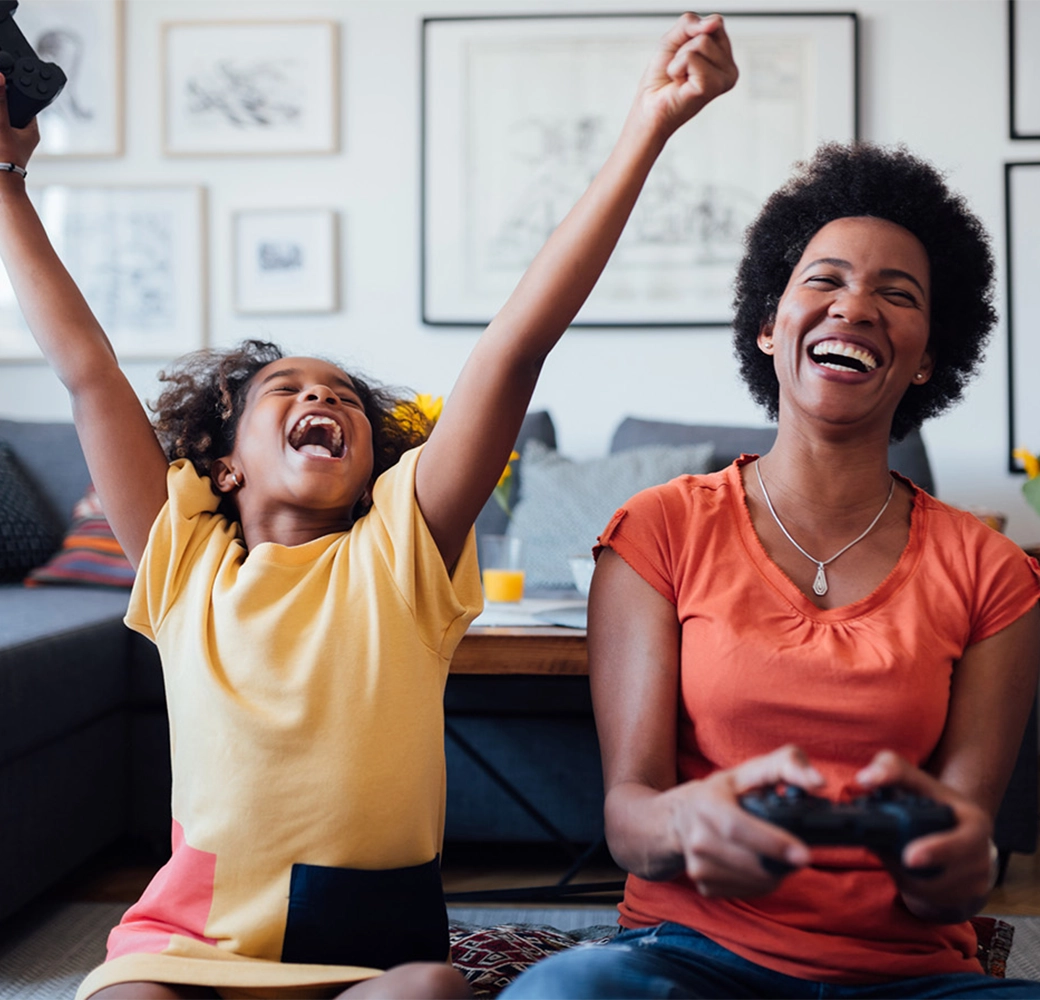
415;13;738;568
0;80;168;565
589;548;825;896
857;605;1040;922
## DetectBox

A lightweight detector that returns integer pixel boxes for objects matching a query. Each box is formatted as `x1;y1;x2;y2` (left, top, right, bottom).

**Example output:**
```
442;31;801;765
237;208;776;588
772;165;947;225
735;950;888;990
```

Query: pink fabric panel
107;819;218;960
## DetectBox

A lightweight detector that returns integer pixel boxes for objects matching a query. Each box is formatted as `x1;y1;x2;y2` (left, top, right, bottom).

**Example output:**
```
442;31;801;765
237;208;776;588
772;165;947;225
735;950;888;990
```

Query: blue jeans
498;922;1040;999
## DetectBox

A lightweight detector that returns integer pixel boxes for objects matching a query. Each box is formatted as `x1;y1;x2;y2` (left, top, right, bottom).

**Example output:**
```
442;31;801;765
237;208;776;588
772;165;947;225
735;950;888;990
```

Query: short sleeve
594;484;683;605
124;460;238;641
364;445;483;656
967;526;1040;646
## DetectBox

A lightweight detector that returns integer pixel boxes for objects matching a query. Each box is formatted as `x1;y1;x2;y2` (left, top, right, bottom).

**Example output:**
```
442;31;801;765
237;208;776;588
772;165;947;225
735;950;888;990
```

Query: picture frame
0;186;206;361
422;12;859;328
233;208;339;314
16;0;124;157
1006;162;1040;471
1009;0;1040;139
163;20;339;156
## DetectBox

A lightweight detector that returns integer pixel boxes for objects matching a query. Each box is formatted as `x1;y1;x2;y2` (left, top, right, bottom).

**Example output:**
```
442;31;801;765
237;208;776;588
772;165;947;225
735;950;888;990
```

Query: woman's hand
0;74;39;168
856;751;997;922
634;13;739;141
627;744;825;897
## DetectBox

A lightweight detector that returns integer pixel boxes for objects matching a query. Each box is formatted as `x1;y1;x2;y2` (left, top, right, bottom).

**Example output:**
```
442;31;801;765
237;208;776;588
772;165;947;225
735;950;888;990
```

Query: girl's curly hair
150;339;435;523
732;142;996;441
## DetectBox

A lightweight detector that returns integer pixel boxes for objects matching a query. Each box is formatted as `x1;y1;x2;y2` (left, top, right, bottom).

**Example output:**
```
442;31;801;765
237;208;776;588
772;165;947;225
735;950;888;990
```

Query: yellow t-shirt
77;444;482;998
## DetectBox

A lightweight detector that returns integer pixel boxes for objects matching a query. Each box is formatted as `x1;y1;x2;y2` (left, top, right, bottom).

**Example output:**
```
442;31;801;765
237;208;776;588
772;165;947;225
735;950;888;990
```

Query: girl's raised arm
0;79;168;566
415;13;738;568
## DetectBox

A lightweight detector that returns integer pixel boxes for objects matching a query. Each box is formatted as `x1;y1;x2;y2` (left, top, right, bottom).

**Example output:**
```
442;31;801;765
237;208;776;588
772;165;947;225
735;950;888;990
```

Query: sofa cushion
610;418;936;495
506;439;715;588
0;442;63;582
0;419;90;530
476;411;557;539
26;485;135;589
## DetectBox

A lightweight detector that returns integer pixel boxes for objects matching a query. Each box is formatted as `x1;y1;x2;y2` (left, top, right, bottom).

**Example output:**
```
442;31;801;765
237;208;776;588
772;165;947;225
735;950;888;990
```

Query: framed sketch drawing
163;20;339;155
1007;163;1040;470
422;13;858;327
1010;0;1040;138
234;208;339;314
15;0;123;157
0;186;205;360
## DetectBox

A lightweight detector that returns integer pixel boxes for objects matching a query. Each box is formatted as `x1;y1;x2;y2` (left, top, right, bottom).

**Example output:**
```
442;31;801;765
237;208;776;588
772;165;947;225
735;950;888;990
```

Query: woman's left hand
856;751;996;923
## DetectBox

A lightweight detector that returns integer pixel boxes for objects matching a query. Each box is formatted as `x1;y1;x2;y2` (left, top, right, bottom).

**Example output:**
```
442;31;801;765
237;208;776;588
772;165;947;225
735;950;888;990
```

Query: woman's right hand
0;73;40;168
651;744;824;897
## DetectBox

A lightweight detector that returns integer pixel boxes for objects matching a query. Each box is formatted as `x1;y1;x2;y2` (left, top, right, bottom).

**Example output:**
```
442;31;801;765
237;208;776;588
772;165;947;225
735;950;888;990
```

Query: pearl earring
230;471;241;487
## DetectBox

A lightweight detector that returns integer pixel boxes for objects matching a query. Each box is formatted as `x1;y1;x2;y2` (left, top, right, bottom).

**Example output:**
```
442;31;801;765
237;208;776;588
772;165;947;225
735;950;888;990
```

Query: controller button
18;75;31;88
40;68;51;81
37;82;48;94
15;57;33;73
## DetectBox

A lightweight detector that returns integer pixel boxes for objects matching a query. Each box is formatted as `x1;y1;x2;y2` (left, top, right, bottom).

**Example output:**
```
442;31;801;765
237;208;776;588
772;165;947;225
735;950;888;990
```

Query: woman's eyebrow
797;257;926;295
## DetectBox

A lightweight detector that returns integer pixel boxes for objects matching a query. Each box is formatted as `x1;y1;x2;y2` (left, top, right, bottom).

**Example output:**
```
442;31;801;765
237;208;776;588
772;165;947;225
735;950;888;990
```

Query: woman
502;145;1040;997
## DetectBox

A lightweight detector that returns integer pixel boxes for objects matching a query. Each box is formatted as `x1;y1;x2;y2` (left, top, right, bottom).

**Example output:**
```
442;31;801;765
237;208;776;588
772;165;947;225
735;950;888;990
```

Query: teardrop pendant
812;563;828;596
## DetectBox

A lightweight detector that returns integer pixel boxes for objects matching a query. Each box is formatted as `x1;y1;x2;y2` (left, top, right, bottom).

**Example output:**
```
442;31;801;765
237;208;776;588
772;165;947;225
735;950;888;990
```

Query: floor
44;838;1040;916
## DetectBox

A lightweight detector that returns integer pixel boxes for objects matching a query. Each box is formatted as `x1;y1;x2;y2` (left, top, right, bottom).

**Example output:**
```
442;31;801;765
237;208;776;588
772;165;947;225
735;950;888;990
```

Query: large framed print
1010;0;1040;139
16;0;124;157
1007;163;1040;470
234;208;339;314
0;186;206;360
163;21;339;155
422;12;859;328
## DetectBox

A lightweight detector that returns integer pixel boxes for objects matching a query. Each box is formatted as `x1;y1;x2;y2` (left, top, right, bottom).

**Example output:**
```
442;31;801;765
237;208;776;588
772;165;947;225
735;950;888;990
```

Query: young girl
0;14;736;999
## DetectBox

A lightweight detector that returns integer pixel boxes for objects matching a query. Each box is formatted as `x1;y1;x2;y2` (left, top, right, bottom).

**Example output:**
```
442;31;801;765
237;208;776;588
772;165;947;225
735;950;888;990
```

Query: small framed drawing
0;186;205;361
1007;162;1040;470
1010;0;1040;138
163;20;339;155
15;0;124;157
234;208;338;314
422;12;858;327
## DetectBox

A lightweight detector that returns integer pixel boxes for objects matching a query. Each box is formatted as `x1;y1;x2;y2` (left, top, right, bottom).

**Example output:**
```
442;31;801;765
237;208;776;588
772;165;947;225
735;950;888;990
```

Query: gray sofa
0;414;1035;922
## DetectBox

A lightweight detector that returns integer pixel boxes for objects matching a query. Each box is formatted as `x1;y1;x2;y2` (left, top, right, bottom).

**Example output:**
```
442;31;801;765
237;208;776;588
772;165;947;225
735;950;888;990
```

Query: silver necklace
754;461;895;597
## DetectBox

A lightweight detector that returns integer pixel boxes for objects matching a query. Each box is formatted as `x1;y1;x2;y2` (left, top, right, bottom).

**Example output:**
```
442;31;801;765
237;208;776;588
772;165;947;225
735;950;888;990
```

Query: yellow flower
393;393;443;438
493;451;521;516
497;451;520;490
1014;448;1040;480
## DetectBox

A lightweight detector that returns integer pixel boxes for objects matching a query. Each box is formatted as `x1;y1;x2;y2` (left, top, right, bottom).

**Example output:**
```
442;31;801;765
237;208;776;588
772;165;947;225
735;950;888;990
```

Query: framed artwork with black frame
421;11;859;328
1007;162;1040;471
17;0;124;157
1009;0;1040;139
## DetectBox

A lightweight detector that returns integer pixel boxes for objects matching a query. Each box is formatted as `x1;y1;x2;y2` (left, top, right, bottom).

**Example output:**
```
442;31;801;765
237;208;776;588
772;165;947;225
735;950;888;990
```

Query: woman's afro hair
732;142;996;441
150;339;434;523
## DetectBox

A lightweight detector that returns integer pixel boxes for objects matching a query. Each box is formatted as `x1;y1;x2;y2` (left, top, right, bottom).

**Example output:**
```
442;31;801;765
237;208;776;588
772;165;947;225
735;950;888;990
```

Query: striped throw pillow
25;485;135;588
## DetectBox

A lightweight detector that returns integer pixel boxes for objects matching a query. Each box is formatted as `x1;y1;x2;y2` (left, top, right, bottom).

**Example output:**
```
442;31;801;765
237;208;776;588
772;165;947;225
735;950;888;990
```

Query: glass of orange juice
480;535;525;603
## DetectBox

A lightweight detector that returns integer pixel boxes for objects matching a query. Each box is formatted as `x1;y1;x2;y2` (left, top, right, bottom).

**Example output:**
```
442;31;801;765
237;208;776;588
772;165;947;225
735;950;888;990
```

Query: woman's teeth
809;339;879;373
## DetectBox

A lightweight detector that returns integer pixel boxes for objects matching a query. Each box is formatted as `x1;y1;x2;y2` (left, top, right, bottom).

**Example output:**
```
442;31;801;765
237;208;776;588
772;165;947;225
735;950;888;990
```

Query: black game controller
0;1;66;129
740;784;956;876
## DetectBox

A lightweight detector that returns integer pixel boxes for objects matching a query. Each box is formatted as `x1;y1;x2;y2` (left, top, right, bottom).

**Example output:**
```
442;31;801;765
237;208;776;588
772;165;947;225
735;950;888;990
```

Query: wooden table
445;621;622;901
450;624;587;675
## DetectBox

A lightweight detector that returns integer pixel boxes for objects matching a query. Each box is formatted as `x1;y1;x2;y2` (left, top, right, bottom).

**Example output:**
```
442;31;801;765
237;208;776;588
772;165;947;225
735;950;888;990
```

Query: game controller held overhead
0;0;66;129
740;784;957;876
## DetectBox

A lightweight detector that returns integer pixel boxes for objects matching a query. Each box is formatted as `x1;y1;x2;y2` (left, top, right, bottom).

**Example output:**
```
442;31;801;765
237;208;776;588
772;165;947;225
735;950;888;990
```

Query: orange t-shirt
597;456;1040;984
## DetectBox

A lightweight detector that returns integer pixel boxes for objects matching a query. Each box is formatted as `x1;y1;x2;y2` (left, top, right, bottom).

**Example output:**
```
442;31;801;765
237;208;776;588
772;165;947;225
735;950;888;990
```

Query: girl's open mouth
288;414;345;458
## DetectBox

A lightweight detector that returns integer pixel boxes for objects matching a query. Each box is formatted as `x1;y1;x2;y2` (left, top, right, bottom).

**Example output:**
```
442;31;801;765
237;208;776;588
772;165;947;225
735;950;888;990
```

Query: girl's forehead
251;357;358;392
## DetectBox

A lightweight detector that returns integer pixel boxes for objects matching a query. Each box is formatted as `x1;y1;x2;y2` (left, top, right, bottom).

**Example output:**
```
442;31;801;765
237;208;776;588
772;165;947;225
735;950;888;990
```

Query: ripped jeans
498;922;1040;999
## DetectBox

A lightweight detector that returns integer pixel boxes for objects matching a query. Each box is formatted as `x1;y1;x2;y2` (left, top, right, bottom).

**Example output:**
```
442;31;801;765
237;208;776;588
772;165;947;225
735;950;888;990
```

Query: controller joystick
0;1;66;129
740;785;956;877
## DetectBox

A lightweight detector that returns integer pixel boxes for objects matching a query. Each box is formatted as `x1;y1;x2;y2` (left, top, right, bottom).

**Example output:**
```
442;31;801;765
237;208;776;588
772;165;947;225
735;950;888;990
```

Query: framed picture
162;20;339;155
1007;162;1040;470
422;12;858;328
234;208;339;314
16;0;124;157
1009;0;1040;138
0;186;206;360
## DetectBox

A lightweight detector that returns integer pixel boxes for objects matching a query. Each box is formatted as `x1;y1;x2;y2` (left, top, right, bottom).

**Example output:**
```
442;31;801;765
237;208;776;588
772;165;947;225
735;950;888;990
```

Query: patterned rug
0;902;1037;999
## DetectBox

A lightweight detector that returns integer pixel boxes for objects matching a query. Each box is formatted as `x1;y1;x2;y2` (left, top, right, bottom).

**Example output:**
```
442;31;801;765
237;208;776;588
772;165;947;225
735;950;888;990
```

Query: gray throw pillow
0;441;62;582
506;439;715;589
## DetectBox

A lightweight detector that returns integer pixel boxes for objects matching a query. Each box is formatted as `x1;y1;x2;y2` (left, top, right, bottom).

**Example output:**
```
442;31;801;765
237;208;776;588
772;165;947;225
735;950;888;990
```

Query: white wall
4;0;1040;540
